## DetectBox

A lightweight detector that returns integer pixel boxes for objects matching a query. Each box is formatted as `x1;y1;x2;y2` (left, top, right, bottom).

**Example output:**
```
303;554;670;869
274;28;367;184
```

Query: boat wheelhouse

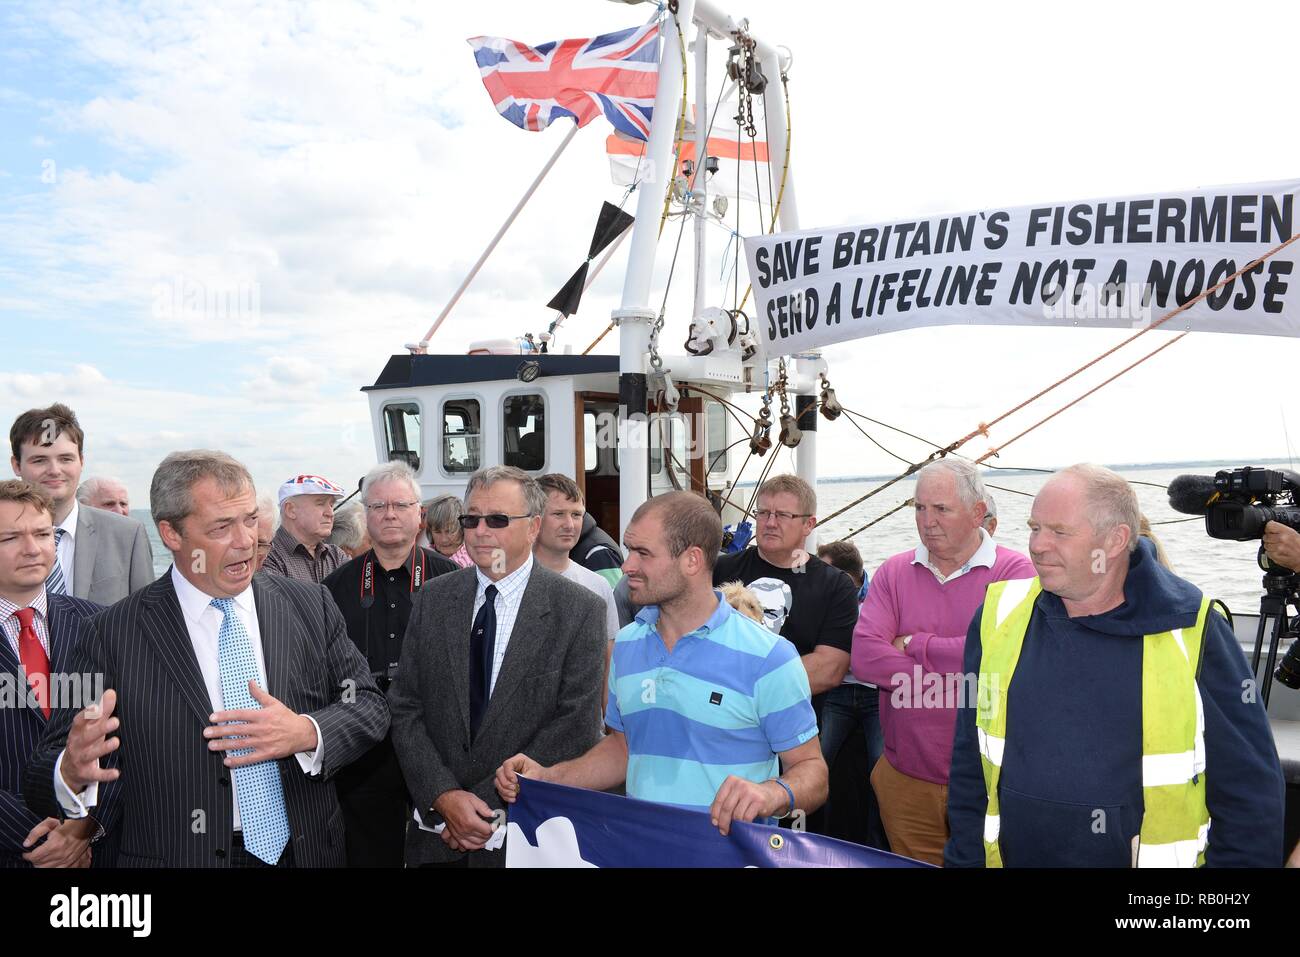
364;349;759;542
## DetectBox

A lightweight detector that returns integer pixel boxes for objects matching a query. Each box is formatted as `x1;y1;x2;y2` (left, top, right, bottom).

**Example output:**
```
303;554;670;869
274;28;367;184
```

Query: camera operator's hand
1262;521;1300;572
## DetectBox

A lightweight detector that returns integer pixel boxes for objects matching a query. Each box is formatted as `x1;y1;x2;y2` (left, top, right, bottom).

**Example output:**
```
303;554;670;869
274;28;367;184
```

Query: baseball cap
278;474;347;506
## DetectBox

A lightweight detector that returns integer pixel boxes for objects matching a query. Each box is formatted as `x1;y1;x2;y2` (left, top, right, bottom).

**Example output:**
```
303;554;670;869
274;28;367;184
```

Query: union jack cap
277;474;347;506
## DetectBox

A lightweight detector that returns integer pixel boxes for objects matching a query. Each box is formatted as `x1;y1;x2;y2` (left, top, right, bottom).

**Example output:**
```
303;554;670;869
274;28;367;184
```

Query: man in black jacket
323;461;457;867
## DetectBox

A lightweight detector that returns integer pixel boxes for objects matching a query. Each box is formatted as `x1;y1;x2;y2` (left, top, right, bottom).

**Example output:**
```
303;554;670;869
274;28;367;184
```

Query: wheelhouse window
583;408;619;474
707;401;728;474
584;411;598;474
442;398;480;474
649;413;664;474
382;402;421;472
650;413;687;477
503;394;545;471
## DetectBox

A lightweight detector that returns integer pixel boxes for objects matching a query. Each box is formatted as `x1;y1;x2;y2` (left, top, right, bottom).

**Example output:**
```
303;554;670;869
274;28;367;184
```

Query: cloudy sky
4;0;1300;509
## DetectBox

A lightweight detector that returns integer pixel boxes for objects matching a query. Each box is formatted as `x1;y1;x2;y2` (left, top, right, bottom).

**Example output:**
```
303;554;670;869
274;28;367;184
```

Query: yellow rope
657;8;690;239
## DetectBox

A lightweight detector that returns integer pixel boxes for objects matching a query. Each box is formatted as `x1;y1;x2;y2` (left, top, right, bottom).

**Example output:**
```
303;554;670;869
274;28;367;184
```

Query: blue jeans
820;683;888;850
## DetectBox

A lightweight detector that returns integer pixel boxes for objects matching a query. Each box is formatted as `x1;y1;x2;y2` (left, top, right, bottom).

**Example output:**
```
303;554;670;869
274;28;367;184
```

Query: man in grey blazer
390;466;606;868
10;403;154;604
24;450;388;867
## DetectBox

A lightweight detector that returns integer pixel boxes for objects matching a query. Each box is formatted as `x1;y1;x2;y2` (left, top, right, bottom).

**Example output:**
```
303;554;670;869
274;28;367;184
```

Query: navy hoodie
569;512;623;575
945;538;1285;867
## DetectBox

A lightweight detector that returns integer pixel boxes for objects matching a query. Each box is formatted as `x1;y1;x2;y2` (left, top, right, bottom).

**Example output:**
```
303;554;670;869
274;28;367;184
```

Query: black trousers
336;731;410;868
230;832;296;868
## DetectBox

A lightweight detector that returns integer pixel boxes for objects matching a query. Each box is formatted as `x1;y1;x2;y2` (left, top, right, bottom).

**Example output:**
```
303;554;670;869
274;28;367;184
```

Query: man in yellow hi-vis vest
945;464;1285;867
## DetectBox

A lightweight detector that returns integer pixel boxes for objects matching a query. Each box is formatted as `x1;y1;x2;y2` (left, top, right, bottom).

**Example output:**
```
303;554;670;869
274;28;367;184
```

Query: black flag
589;201;634;260
545;202;634;317
546;262;590;317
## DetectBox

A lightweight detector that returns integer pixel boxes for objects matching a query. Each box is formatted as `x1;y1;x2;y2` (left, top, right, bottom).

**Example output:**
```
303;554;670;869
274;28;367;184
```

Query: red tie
13;607;50;719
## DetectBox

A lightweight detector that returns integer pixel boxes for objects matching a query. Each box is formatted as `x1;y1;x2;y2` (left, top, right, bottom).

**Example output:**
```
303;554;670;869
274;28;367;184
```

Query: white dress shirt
912;527;999;584
55;501;77;595
473;554;535;695
0;588;50;660
411;555;535;846
54;567;324;830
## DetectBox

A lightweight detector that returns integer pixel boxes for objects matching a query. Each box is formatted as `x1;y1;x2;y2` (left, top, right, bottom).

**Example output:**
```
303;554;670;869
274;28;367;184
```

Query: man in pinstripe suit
0;480;102;868
24;451;389;867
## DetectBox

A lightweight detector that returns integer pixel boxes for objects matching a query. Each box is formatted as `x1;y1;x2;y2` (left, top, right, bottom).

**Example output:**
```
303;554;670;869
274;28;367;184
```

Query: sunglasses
458;513;533;530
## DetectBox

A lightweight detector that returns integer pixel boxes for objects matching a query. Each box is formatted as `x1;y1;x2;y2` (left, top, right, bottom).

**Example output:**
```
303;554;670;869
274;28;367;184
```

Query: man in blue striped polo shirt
496;491;827;833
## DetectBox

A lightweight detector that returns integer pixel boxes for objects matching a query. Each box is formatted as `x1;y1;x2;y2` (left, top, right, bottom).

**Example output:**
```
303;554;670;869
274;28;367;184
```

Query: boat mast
692;18;710;320
754;38;820;547
614;0;696;539
616;1;806;539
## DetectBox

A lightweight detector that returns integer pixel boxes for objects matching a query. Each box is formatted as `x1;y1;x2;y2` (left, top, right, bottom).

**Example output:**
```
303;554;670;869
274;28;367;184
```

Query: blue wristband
774;778;796;819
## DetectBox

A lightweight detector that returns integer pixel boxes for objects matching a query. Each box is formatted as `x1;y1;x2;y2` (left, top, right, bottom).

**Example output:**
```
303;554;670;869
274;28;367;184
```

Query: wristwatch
902;634;914;649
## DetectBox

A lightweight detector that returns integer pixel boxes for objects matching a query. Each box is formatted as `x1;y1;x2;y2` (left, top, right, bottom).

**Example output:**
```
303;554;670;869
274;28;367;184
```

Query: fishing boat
357;0;1300;811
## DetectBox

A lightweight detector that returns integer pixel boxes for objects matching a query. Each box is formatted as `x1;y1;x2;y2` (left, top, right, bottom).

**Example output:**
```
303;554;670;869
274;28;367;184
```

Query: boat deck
1234;613;1300;784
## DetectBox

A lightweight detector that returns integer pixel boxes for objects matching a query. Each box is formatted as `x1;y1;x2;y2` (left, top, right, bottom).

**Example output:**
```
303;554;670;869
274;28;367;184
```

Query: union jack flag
468;19;660;141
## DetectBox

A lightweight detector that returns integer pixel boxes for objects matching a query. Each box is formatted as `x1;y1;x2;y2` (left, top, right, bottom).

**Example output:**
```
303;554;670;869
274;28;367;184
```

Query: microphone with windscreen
1167;474;1220;516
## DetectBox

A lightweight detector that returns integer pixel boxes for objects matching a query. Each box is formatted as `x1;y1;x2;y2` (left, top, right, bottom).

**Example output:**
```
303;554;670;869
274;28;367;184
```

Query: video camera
1168;466;1300;540
1168;465;1300;696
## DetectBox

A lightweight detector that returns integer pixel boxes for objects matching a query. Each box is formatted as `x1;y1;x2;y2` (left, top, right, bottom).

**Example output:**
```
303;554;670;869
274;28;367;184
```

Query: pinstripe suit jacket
0;593;101;868
23;570;389;867
390;563;606;868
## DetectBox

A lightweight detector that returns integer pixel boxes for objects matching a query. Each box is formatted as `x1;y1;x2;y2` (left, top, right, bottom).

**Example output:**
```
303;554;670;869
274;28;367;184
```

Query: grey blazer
389;563;606;868
24;571;390;867
72;505;155;605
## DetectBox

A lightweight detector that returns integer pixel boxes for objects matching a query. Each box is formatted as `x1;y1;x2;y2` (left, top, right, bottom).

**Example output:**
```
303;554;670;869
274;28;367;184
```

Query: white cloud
5;0;1300;499
0;363;108;398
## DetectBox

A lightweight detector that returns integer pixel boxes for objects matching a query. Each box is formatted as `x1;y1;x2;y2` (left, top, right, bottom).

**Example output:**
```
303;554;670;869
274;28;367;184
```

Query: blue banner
505;778;930;868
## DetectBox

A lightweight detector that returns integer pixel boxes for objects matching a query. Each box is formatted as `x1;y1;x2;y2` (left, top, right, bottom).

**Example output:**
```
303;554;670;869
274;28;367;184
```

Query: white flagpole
417;123;580;350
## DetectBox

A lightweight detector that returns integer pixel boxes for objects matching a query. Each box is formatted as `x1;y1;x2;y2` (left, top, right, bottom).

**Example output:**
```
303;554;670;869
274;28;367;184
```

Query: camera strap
359;547;428;609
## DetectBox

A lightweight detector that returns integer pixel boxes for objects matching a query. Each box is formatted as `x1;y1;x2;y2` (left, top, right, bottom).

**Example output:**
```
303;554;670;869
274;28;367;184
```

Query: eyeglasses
458;513;533;529
754;508;813;523
364;501;420;514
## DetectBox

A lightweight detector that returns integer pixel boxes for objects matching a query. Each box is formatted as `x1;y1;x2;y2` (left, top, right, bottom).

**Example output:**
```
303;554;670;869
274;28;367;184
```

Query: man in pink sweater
851;459;1033;865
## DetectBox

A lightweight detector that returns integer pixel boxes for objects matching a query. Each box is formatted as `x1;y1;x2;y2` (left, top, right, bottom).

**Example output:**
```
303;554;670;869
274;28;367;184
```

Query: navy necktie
469;584;497;739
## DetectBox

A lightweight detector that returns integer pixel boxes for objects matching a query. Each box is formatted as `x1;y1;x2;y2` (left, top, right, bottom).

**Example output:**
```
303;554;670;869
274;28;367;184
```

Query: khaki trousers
870;754;948;867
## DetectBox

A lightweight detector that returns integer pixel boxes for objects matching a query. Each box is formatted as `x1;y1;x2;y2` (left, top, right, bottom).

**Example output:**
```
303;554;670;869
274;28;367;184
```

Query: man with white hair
76;477;130;517
323;461;457;866
946;464;1284;867
982;492;998;536
327;503;370;559
851;457;1033;865
254;494;277;573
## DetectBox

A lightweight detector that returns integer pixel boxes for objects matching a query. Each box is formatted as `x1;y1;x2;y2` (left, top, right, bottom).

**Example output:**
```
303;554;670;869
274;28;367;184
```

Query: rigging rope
582;34;793;356
821;230;1300;538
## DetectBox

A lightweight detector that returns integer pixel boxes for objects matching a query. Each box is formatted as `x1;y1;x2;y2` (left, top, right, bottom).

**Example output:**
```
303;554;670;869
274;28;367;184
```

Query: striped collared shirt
473;555;534;695
0;589;50;660
605;591;818;817
261;524;347;584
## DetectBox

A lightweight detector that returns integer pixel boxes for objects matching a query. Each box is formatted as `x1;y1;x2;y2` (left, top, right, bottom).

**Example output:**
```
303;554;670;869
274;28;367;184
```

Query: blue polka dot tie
211;598;290;865
45;528;67;596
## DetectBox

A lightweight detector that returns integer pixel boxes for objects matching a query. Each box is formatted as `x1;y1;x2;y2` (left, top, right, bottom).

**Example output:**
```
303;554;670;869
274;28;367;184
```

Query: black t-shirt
712;547;858;659
323;546;459;679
